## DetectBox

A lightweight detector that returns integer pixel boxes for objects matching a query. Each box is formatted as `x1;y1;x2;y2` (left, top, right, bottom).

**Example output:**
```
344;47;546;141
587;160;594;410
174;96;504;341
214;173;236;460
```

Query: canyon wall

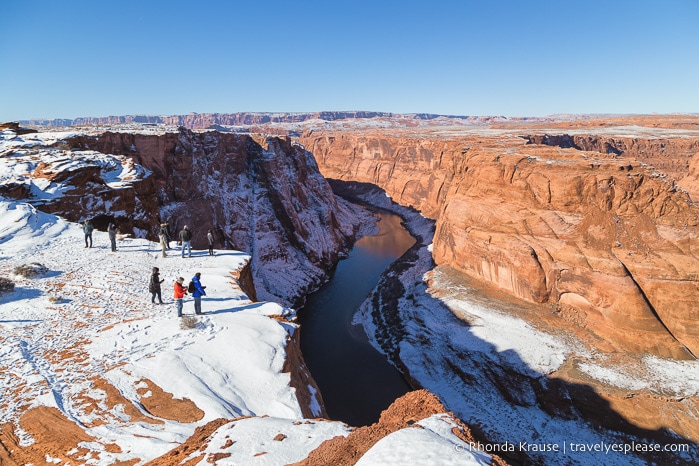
0;127;362;306
82;129;362;305
300;127;699;358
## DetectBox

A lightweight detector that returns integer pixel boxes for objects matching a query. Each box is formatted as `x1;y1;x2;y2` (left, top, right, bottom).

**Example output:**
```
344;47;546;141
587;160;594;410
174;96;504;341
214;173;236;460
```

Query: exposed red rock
82;129;359;305
291;389;509;466
300;118;699;359
0;407;101;465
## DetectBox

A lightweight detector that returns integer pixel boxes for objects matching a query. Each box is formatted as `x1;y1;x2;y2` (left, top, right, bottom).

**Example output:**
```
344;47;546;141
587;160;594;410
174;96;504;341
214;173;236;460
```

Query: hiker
107;222;118;252
191;272;206;315
149;267;164;304
174;277;187;317
159;222;171;249
179;225;192;258
82;220;94;248
207;229;215;256
159;231;168;258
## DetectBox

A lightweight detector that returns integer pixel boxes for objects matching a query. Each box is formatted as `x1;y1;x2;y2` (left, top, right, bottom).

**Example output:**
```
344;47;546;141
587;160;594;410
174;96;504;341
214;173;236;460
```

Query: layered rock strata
300;123;699;358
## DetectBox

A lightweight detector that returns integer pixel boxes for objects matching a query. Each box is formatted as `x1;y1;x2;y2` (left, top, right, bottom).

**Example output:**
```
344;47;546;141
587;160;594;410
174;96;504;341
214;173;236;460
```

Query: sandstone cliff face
300;127;699;358
83;128;360;306
525;132;699;181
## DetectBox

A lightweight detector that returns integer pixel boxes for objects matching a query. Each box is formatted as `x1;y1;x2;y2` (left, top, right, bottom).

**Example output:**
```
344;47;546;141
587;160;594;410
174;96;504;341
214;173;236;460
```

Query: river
299;210;416;426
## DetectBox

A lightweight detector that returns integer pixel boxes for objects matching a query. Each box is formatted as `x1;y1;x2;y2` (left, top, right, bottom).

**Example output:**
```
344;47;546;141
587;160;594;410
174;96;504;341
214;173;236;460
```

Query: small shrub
0;277;15;295
180;316;198;330
13;263;49;278
48;296;63;303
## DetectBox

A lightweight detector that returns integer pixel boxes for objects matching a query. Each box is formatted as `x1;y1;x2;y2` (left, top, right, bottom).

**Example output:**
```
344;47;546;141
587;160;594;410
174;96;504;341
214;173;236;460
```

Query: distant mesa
19;111;506;129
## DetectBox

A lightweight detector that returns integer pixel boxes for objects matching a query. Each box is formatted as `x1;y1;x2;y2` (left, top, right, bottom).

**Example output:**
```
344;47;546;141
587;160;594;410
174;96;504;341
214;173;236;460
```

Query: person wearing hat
179;225;193;258
149;267;165;304
173;277;187;317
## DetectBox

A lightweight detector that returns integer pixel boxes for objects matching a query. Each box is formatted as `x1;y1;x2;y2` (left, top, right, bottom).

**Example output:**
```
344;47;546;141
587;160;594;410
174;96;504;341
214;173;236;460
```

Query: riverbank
299;209;415;426
335;183;699;465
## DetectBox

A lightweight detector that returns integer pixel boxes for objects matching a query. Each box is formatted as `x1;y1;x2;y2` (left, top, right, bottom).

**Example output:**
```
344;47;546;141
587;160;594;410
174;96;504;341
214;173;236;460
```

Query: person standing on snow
179;225;192;258
191;272;206;315
159;222;171;249
159;231;168;258
207;229;215;256
82;220;94;248
107;222;118;252
174;277;187;317
149;267;164;304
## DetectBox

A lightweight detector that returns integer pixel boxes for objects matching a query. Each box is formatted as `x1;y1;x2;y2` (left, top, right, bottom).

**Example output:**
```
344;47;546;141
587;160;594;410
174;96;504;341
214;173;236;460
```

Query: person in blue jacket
191;272;207;315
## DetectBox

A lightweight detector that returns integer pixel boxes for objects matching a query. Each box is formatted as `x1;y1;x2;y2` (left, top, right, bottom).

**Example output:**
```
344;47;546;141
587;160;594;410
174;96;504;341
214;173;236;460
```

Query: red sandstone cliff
300;121;699;359
0;126;363;306
80;128;362;305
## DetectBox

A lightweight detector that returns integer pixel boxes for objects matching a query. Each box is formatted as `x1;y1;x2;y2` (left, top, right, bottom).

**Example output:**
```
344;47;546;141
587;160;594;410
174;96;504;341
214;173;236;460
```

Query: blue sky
1;0;697;120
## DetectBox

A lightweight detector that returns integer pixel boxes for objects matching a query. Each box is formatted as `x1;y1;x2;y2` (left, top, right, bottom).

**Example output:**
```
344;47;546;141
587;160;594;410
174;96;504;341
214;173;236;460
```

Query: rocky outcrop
82;128;361;305
0;122;37;135
0;140;159;234
291;389;509;466
300;125;699;359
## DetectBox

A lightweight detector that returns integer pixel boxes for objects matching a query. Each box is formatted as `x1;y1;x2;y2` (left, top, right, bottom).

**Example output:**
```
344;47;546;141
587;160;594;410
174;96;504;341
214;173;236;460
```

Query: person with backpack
179;225;193;258
190;272;206;315
207;229;215;256
174;277;187;317
149;267;164;304
82;220;94;248
107;222;118;252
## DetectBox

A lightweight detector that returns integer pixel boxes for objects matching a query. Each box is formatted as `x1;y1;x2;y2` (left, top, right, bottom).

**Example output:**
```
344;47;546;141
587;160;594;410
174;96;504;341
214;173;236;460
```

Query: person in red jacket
174;277;187;317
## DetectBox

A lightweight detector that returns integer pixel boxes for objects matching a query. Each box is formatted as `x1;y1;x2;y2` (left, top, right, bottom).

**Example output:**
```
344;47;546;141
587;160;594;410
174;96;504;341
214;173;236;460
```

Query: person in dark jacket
82;220;94;248
159;222;171;249
179;225;192;258
191;272;206;315
207;229;215;256
149;267;164;304
107;222;118;252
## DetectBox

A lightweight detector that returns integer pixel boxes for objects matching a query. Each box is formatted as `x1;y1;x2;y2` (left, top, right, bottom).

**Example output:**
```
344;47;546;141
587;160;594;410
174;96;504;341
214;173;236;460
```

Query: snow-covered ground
0;195;335;463
0;195;494;464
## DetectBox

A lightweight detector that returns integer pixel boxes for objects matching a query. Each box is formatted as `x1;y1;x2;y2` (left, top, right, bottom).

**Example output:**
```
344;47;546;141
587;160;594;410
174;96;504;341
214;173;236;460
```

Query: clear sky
1;0;697;120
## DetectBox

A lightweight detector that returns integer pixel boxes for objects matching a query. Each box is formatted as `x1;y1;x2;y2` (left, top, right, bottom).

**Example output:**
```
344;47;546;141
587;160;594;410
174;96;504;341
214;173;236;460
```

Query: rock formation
84;128;365;305
0;126;366;306
300;119;699;359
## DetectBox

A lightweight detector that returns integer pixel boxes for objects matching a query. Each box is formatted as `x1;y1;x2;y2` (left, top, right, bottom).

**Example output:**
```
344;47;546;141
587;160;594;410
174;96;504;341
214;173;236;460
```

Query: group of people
83;220;119;252
82;218;216;317
83;220;218;258
158;223;217;258
82;220;118;251
150;267;207;317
